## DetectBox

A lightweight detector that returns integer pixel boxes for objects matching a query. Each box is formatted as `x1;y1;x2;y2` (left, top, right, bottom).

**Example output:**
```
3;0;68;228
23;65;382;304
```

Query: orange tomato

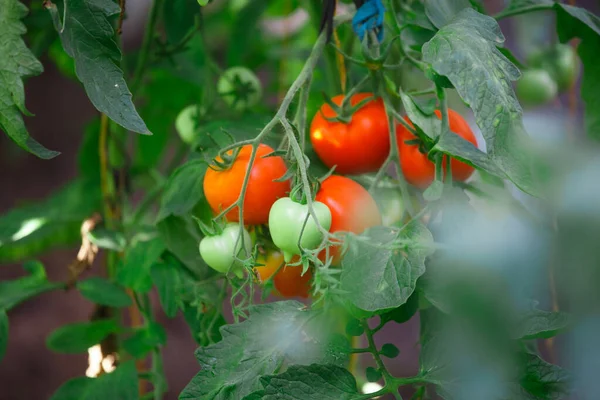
255;251;311;298
203;144;290;225
310;93;390;175
315;175;382;265
397;109;477;189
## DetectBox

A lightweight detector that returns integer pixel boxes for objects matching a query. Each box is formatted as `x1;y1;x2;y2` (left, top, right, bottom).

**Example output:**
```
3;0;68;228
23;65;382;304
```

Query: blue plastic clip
352;0;385;42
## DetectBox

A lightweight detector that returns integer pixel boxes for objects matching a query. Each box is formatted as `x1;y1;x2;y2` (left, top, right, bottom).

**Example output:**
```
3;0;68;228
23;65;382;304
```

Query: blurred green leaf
0;261;62;310
46;319;119;353
399;91;440;139
123;322;167;358
117;235;165;292
77;277;132;308
498;0;553;17
340;223;434;312
86;361;139;400
422;9;536;195
515;308;570;340
366;366;382;383
0;0;58;159
380;290;420;325
520;353;570;399
151;261;181;318
424;0;471;28
46;0;148;134
86;228;126;251
227;2;269;66
0;179;101;263
250;364;361;400
77;119;101;180
0;310;7;362
182;299;225;346
180;301;350;400
50;377;93;400
157;159;207;221
555;4;600;139
163;0;198;44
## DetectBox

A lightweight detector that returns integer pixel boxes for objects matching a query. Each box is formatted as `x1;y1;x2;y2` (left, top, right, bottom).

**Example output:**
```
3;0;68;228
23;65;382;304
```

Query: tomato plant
397;109;478;188
310;93;390;175
204;143;290;225
2;0;599;399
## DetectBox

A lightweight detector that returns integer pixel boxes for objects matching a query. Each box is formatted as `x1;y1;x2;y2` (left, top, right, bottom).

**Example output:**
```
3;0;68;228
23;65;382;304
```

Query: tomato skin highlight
397;109;478;189
315;175;382;265
310;93;390;175
203;144;290;225
268;197;332;262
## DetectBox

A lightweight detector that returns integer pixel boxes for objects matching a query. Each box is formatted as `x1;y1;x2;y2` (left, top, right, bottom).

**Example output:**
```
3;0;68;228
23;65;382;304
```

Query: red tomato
315;175;382;265
397;109;477;189
310;93;390;175
274;264;312;298
203;144;290;225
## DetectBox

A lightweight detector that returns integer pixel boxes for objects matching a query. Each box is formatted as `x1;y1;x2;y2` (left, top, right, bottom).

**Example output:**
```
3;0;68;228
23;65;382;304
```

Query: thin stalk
130;0;165;94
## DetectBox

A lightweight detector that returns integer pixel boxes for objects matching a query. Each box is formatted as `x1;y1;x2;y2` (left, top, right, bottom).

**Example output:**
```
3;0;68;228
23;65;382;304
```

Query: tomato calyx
320;91;374;124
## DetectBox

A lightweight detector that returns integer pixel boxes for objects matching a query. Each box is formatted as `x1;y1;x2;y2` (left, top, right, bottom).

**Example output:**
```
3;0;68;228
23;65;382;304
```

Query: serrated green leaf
46;319;119;353
515;308;570;340
424;0;471;29
0;178;102;263
555;4;600;139
77;277;132;308
86;228;126;251
50;377;93;400
46;0;148;134
0;0;59;159
0;310;7;362
399;91;440;139
123;322;167;358
340;223;434;312
157;160;207;221
180;301;350;400
256;364;361;400
422;9;535;195
150;262;181;318
117;235;165;292
0;261;62;310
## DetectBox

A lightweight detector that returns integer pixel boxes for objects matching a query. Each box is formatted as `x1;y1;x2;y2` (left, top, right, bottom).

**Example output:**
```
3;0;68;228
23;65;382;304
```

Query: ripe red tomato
397;109;477;189
315;175;382;265
274;264;312;298
203;144;289;225
310;93;390;175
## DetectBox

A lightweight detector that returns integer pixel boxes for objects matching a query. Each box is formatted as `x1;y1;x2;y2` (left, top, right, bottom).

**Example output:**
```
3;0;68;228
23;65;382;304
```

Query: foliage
1;0;600;399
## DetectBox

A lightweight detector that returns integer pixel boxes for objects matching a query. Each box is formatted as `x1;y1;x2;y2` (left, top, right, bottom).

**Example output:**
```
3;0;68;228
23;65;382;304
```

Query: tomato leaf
515;308;570;340
157;160;207;221
157;215;211;278
150;261;181;318
399;91;441;139
163;0;198;44
422;9;536;195
424;0;471;29
86;228;126;252
180;301;350;400
0;178;102;263
0;0;58;158
340;223;434;313
117;235;166;293
497;0;553;18
46;319;119;354
45;0;149;134
0;261;63;310
520;353;571;399
0;310;8;362
50;377;94;400
123;322;167;359
76;277;132;308
555;4;600;140
249;364;362;400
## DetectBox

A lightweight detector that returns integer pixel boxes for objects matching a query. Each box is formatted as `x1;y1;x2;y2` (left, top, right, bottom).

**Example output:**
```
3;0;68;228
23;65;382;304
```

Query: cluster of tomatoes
199;92;478;298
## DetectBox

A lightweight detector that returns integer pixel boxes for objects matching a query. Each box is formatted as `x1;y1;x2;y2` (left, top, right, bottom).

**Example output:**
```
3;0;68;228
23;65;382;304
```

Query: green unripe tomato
268;197;332;262
529;44;580;92
199;223;252;278
515;69;558;107
175;105;205;144
373;188;404;227
217;67;262;112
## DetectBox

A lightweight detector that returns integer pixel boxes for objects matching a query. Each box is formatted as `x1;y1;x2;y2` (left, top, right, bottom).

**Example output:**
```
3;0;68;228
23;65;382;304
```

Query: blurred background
1;0;599;399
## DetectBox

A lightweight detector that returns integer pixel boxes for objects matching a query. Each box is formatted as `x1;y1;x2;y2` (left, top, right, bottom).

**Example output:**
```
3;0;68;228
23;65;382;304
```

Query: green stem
494;4;554;20
131;0;164;94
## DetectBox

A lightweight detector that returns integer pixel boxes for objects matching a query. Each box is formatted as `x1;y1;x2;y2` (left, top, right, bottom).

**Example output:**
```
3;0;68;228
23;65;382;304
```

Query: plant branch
130;0;164;94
